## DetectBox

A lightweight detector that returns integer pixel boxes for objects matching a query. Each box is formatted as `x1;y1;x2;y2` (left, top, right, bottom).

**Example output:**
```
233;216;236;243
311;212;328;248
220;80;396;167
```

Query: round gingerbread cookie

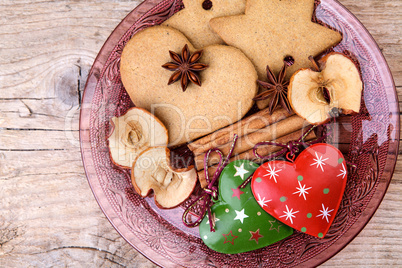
120;26;258;146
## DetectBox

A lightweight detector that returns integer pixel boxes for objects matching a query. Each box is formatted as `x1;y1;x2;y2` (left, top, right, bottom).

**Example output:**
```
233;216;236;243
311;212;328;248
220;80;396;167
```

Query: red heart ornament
251;143;347;238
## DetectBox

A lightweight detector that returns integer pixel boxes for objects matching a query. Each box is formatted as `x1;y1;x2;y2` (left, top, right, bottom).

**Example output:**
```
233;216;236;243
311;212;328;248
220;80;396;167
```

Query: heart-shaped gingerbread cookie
199;160;293;254
120;26;257;146
251;143;347;238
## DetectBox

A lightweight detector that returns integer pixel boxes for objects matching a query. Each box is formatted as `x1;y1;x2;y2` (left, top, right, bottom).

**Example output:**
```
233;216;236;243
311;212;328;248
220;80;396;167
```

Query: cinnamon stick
194;115;307;170
188;107;292;155
197;129;317;188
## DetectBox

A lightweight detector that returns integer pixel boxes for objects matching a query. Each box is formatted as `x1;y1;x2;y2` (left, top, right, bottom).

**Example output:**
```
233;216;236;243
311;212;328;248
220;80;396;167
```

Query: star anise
253;58;294;114
162;44;208;92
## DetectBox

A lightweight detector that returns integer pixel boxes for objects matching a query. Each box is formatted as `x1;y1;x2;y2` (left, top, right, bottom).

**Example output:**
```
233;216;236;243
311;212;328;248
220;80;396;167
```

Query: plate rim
79;0;400;266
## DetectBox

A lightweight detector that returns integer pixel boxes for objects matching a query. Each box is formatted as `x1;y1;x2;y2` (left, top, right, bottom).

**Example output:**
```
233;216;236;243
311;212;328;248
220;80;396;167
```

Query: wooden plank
0;99;73;130
0;130;79;150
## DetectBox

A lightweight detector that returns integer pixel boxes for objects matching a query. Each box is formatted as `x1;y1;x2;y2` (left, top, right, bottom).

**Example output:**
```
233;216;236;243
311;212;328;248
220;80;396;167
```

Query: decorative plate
79;0;399;266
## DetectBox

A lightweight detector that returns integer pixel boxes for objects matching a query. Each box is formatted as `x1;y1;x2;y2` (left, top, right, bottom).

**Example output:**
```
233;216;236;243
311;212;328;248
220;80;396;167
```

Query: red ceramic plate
79;0;399;266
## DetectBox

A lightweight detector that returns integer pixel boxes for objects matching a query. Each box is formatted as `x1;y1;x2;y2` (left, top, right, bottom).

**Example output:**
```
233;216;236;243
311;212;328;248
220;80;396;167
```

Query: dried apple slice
288;53;363;124
132;147;197;209
108;107;168;168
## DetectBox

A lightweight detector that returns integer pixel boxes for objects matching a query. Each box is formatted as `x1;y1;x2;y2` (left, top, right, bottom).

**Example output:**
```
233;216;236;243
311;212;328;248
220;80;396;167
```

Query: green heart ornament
199;160;293;254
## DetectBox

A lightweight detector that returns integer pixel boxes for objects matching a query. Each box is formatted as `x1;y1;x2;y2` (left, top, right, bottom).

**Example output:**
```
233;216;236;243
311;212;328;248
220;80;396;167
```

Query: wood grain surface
0;0;400;267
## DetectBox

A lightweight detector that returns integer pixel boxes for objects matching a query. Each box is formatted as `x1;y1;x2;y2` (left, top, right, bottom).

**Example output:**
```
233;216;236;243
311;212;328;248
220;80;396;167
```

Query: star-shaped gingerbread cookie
210;0;342;79
163;0;246;48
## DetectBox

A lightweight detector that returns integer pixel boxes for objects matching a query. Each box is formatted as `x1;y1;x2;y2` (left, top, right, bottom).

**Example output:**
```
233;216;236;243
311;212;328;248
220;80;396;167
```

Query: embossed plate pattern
79;0;399;266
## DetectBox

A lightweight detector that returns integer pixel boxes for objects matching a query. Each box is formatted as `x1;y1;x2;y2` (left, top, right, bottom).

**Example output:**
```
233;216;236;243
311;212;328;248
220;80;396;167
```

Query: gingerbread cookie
120;26;258;146
210;0;342;80
163;0;246;48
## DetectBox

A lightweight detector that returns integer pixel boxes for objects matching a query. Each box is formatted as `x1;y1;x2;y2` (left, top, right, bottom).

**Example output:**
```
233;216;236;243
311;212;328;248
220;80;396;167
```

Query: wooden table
0;0;400;267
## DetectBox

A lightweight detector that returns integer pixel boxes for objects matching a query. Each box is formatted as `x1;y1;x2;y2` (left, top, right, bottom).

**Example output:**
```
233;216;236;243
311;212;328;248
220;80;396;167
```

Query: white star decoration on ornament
263;163;282;183
256;193;271;208
233;163;249;180
310;152;329;172
316;203;334;223
292;181;312;201
279;205;299;224
234;209;249;224
206;213;220;226
337;162;347;179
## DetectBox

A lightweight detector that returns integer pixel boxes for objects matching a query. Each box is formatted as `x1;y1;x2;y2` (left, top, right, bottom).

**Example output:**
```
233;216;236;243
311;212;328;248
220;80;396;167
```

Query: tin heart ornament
251;143;347;238
199;160;293;254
